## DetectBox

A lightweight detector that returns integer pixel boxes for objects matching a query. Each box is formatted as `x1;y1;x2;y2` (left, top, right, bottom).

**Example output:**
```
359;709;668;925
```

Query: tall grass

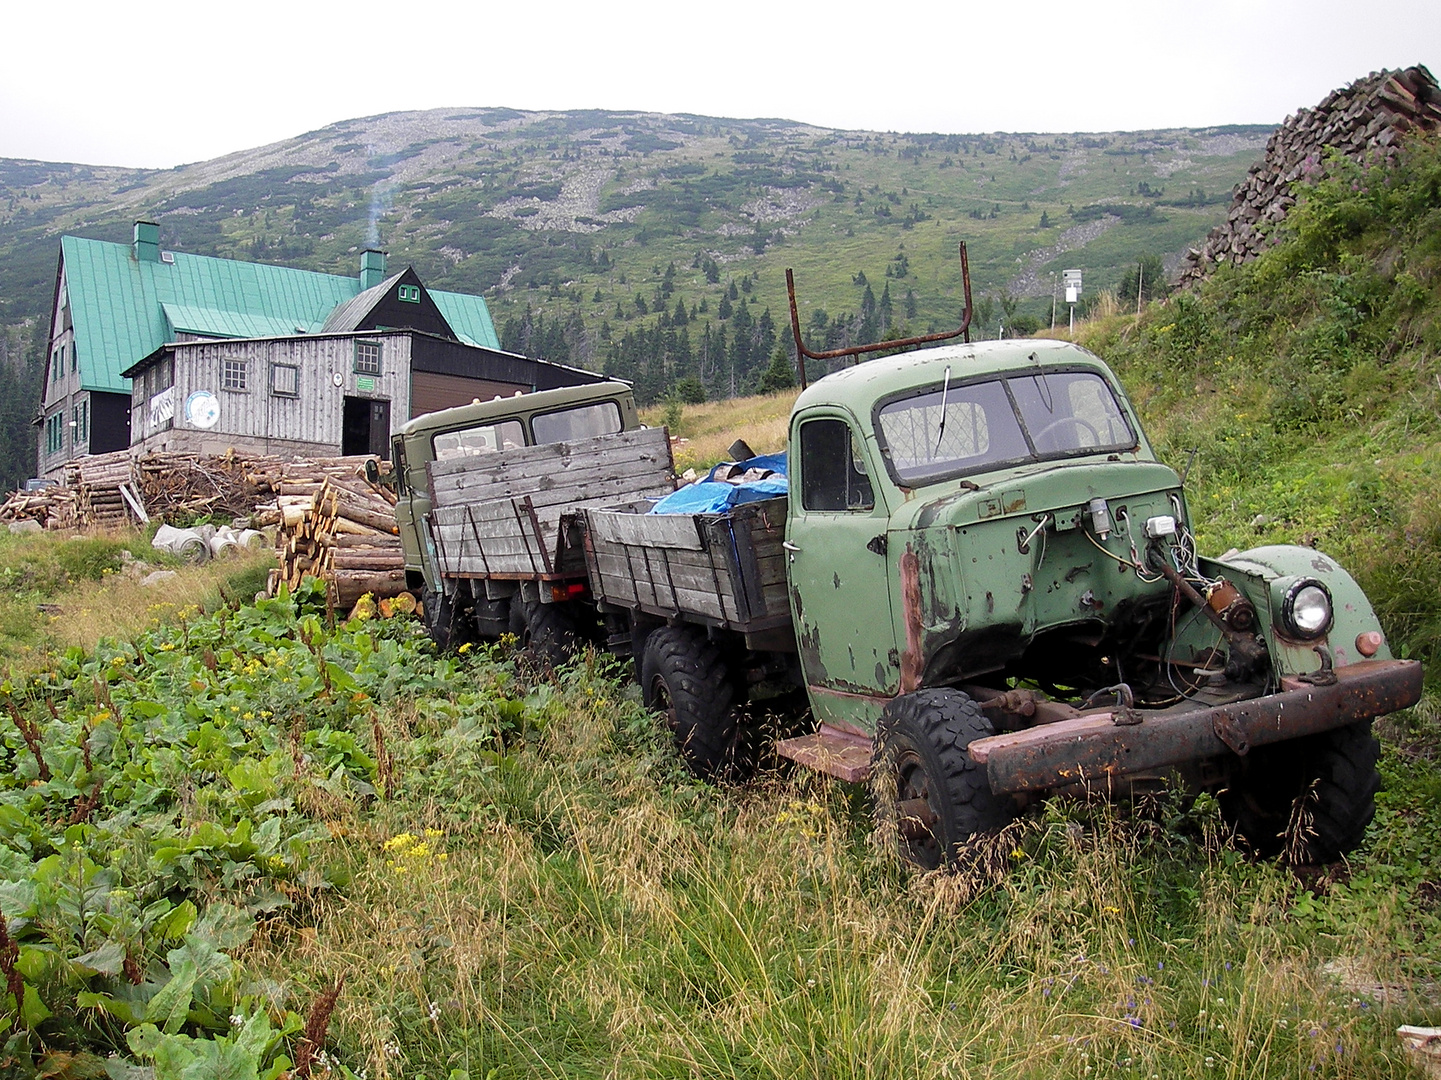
644;389;800;473
246;649;1435;1079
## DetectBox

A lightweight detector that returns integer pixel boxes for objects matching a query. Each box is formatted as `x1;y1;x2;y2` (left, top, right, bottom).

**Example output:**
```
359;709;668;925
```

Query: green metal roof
59;235;499;394
429;288;499;350
161;302;317;340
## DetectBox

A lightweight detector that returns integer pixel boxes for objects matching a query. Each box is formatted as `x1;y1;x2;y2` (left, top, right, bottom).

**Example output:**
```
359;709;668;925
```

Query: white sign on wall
185;390;220;430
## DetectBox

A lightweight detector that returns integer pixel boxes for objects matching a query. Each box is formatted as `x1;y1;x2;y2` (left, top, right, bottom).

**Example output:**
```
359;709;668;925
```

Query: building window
222;357;248;391
45;413;64;455
355;340;382;375
397;283;421;303
78;400;88;442
70;341;77;373
271;363;299;397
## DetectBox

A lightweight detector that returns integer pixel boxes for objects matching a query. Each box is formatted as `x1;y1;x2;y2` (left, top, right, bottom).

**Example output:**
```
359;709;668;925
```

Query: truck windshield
877;370;1135;485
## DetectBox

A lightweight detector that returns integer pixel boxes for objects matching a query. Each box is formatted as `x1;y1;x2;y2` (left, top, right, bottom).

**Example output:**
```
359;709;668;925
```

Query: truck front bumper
968;659;1423;795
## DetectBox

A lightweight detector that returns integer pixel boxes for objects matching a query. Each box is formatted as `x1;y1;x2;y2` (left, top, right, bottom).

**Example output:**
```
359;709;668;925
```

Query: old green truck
580;336;1421;868
386;381;647;650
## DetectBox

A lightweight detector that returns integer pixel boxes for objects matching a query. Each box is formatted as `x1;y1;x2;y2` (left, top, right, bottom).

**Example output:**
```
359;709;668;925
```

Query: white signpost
1063;269;1083;333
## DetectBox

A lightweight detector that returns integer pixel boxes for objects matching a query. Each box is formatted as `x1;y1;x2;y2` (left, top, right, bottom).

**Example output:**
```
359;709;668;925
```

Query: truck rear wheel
509;599;579;667
872;689;1015;870
641;626;750;780
1220;719;1381;863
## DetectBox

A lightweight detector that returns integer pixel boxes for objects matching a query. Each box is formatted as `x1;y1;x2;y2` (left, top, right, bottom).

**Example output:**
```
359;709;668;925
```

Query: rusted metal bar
1152;559;1248;649
775;722;874;783
517;495;554;577
465;504;492;577
975;659;1422;794
785;242;973;376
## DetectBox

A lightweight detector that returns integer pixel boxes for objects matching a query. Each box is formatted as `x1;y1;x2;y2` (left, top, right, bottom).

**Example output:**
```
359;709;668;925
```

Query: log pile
1;448;409;614
1177;65;1441;285
65;451;144;528
256;458;408;610
0;488;78;530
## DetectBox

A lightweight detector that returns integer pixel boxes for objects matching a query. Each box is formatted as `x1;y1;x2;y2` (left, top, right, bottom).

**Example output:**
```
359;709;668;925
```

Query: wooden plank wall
427;427;675;578
583;496;791;632
131;333;412;448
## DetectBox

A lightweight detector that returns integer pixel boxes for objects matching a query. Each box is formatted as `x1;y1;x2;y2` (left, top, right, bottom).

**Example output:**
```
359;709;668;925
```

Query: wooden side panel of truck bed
582;495;791;633
426;427;674;579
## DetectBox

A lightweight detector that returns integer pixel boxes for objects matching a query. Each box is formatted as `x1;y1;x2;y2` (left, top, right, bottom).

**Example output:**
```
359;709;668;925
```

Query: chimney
360;249;387;290
133;220;161;263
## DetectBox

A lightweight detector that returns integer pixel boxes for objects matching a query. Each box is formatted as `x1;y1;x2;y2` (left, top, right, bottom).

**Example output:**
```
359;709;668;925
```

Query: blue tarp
704;451;788;480
650;451;789;514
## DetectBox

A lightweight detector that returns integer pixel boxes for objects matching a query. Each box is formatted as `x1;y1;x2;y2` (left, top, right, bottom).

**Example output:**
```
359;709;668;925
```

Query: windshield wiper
933;365;952;457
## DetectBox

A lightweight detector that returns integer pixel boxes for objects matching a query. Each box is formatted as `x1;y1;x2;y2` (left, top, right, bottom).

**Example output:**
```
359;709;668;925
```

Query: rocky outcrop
1176;65;1441;285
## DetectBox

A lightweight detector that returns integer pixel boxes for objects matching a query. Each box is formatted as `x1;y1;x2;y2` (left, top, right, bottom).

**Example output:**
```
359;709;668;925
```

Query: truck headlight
1281;579;1332;639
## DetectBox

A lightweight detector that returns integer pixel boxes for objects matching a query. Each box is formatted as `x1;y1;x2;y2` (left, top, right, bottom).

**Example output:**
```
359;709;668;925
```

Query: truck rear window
433;419;525;460
877;370;1134;485
532;401;623;443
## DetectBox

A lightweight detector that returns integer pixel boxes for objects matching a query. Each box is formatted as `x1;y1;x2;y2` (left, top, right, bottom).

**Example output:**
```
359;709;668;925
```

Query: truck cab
390;381;639;631
772;338;1418;866
786;339;1175;732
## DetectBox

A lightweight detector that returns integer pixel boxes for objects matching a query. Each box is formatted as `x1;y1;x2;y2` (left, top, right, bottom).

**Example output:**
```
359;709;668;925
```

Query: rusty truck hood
891;459;1184;532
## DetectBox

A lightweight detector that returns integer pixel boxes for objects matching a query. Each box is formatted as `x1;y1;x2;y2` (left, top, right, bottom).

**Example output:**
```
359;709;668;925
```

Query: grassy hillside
0;111;1266;477
0;112;1265;334
1074;133;1441;691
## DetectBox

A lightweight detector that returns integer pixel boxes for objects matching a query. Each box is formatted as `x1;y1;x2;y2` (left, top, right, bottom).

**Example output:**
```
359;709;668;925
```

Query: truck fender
1199;544;1391;675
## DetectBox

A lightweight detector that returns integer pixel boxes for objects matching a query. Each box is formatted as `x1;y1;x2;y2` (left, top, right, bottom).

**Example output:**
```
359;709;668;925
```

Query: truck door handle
782;540;801;553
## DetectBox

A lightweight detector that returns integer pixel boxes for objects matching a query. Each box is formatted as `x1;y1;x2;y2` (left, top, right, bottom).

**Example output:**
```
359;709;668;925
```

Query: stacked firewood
256;458;409;610
1178;65;1441;285
0;487;78;530
65;451;143;527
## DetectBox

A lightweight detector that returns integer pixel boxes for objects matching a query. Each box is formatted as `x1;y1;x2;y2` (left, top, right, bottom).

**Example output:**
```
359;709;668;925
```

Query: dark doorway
342;397;391;458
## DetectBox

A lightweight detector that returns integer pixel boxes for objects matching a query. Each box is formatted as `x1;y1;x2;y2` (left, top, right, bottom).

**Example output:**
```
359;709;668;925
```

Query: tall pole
1136;261;1144;317
1050;273;1057;331
1069;304;1074;335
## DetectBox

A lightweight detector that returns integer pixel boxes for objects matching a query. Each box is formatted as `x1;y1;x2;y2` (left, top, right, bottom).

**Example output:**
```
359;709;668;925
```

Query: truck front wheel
641;626;749;780
872;689;1015;870
1219;719;1381;863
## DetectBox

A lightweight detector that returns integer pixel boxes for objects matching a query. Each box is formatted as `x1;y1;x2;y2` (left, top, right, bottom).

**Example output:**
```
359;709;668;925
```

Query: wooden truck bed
581;495;791;635
425;427;674;581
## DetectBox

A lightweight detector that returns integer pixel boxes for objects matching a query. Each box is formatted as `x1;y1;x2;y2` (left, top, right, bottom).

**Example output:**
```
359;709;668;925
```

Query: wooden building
40;222;601;474
121;329;603;459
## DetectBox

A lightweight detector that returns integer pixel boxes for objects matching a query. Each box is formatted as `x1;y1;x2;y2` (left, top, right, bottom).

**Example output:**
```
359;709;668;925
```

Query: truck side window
433;419;525;460
392;440;408;495
800;418;874;512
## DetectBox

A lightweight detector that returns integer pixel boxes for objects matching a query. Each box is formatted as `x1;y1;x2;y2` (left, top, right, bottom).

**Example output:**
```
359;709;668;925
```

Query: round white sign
185;390;220;429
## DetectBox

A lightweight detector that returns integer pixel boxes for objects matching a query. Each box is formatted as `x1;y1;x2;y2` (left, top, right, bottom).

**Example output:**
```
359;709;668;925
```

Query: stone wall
1176;65;1441;286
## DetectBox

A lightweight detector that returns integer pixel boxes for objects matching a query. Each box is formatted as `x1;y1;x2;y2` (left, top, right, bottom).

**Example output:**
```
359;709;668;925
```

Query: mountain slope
0;107;1269;478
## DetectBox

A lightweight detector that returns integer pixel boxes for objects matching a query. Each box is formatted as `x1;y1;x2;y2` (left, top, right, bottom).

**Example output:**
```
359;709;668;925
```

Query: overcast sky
2;0;1437;169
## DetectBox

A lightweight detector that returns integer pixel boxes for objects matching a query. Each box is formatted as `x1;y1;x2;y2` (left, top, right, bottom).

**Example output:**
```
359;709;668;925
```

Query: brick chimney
133;220;160;262
360;249;387;290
